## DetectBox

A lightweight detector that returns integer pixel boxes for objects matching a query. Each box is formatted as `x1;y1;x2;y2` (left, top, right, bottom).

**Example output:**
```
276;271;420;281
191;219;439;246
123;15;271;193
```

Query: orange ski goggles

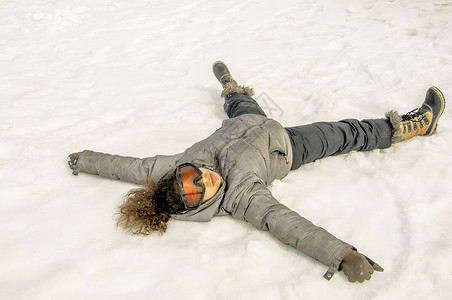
175;163;206;210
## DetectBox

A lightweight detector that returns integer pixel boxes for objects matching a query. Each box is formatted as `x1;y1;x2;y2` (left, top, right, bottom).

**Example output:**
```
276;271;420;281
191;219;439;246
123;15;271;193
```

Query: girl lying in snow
68;61;445;283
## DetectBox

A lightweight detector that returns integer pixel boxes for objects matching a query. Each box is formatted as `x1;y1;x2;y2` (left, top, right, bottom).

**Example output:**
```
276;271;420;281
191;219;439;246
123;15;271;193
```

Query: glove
340;249;384;283
67;152;82;175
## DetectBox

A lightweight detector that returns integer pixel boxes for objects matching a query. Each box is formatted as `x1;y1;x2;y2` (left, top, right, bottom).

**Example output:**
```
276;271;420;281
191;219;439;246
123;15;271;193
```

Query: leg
212;61;266;118
287;86;446;170
286;118;392;170
224;93;267;118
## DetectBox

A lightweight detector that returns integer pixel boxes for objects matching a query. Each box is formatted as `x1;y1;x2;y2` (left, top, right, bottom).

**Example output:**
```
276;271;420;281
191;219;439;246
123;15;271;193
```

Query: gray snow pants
224;93;393;170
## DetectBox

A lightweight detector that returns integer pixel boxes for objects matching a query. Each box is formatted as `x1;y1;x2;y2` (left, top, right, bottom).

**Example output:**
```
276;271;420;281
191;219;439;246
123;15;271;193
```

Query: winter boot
386;86;446;143
212;61;254;98
213;60;236;88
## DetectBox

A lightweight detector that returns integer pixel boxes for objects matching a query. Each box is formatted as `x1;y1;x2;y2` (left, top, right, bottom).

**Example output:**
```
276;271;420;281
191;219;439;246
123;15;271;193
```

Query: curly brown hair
116;170;185;235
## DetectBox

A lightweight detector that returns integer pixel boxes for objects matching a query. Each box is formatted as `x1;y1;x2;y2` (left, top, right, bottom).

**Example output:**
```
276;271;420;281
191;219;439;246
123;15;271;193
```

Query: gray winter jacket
73;114;353;278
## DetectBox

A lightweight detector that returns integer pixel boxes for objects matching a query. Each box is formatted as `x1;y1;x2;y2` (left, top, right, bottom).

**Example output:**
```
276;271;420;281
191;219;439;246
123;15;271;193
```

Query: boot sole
212;61;235;87
212;61;229;77
425;86;446;135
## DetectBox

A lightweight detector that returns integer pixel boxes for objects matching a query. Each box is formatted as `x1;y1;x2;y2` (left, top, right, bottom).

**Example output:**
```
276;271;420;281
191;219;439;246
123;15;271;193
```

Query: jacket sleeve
73;150;182;184
235;182;353;279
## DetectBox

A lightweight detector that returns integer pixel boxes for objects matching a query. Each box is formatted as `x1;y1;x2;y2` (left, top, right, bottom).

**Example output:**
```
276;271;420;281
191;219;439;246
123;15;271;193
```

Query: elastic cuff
323;246;355;281
323;258;342;280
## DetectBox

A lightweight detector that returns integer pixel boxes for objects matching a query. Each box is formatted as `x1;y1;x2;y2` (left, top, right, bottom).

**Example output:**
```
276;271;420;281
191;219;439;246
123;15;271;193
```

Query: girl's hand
340;249;384;283
67;152;81;175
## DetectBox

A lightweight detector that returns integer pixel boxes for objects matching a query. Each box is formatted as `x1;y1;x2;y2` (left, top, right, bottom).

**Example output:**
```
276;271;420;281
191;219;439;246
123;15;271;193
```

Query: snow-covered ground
1;0;452;299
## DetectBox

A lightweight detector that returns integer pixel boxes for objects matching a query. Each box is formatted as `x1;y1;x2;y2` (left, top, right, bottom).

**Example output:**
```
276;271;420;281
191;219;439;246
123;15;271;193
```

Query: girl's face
198;168;222;202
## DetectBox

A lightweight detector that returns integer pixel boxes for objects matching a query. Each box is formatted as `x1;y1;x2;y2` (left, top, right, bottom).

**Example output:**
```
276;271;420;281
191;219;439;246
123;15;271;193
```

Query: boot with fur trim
212;61;254;98
386;86;446;143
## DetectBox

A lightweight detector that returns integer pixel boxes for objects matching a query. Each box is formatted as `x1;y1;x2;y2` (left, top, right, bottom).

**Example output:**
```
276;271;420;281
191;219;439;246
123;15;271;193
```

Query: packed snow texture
1;0;452;299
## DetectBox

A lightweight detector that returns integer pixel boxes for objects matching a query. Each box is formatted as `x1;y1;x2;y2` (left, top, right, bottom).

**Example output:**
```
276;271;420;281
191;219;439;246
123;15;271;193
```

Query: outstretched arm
68;150;182;184
235;182;383;282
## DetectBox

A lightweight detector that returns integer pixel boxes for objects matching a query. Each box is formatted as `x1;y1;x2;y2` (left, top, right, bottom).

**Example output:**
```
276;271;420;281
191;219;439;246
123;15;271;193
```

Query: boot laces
402;109;424;122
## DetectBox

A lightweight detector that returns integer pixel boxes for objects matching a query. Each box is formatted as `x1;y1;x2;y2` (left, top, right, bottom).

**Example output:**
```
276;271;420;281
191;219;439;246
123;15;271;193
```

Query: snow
1;0;452;299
